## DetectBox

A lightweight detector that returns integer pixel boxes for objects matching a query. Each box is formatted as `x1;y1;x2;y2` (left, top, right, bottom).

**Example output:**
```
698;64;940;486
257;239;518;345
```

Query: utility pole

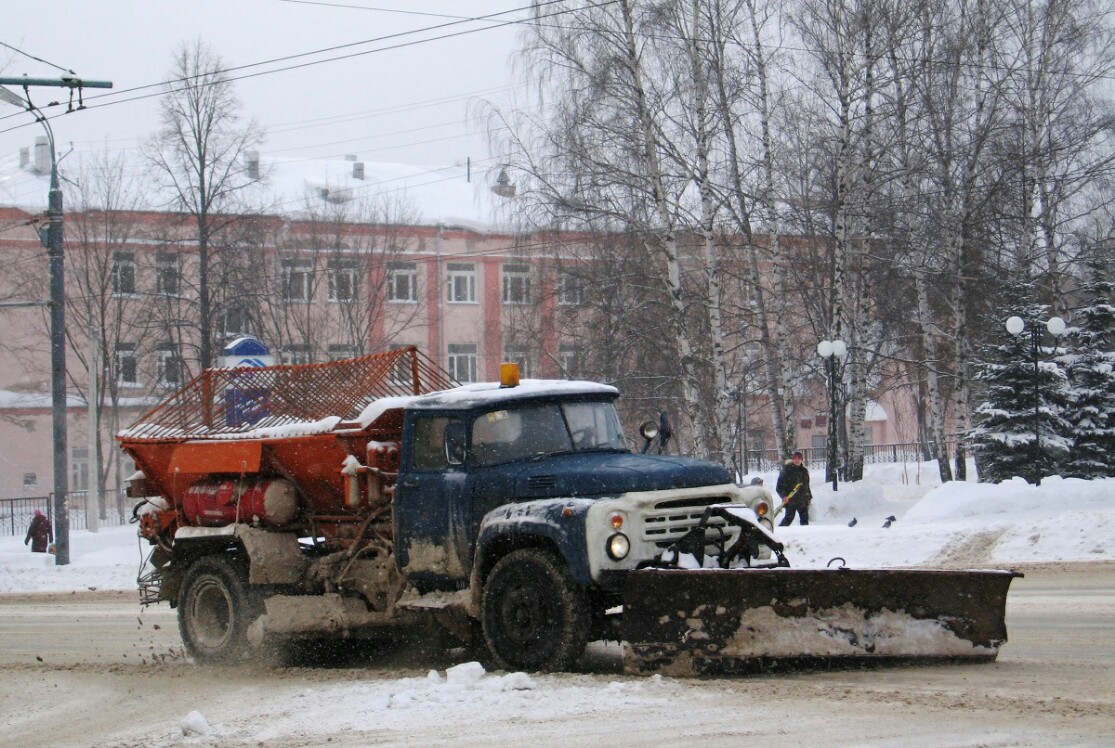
0;75;112;565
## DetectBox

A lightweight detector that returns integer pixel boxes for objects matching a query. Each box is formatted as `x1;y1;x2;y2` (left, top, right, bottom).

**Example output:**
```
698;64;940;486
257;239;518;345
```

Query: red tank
181;478;299;528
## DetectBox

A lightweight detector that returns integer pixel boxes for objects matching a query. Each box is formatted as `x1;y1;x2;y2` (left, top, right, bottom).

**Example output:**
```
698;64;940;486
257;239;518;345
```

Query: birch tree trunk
844;10;877;483
746;0;799;459
711;0;799;460
916;269;954;482
619;0;711;457
687;0;733;464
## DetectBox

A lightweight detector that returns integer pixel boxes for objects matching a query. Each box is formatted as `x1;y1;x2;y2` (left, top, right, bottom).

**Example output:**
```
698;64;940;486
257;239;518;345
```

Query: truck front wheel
481;548;589;672
178;555;260;664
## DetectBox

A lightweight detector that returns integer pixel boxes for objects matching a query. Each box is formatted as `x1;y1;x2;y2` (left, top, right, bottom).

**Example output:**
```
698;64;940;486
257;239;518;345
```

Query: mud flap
622;567;1021;676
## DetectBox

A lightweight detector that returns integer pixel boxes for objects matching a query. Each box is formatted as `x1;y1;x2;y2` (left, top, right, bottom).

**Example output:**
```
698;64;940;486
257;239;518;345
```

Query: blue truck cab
388;375;772;670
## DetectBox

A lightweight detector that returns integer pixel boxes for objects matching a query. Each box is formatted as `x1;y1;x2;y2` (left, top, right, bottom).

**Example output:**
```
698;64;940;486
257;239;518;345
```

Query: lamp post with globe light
1004;314;1065;486
817;338;847;491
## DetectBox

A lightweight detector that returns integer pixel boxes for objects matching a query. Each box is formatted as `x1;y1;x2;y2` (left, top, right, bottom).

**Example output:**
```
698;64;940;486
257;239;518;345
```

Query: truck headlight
606;532;630;560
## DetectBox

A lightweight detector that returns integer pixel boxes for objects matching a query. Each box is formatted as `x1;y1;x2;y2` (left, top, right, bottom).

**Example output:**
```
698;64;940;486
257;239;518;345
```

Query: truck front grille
526;474;556;490
642;495;736;549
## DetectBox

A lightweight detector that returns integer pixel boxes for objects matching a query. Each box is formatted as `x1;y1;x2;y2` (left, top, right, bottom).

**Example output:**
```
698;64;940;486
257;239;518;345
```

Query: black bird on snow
882;515;896;529
847;518;857;527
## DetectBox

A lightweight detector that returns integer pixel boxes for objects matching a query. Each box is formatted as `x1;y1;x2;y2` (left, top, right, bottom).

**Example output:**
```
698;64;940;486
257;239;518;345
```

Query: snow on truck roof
411;379;617;408
350;379;618;429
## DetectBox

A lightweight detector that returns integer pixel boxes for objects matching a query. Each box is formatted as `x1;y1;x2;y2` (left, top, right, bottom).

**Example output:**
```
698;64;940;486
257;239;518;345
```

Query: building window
502;263;531;305
446;263;477;304
387;261;419;303
112;251;136;296
447;343;477;383
22;473;37;489
155;252;180;296
328;259;358;303
327;344;358;362
388;344;415;387
71;447;90;492
217;307;251;339
504;344;532;378
156;344;185;388
559;346;579;379
115;344;138;386
281;345;312;365
281;258;314;303
557;273;583;306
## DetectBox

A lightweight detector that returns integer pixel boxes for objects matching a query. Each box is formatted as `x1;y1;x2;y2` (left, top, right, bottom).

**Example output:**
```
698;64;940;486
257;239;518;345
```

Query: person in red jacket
25;509;53;553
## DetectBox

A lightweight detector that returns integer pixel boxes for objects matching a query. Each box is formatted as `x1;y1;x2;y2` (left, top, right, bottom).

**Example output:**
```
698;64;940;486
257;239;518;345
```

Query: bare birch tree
146;40;265;370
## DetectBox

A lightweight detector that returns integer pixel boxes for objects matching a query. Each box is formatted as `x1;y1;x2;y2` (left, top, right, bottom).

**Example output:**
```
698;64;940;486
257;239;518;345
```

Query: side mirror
444;421;468;465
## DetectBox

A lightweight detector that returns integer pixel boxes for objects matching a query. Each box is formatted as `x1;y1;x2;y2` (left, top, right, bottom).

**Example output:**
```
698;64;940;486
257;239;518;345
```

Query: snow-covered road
2;465;1112;745
1;564;1113;747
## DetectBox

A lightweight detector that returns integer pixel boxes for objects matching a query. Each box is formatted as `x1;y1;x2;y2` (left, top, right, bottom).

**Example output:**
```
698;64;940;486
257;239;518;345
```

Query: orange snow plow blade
622;567;1021;676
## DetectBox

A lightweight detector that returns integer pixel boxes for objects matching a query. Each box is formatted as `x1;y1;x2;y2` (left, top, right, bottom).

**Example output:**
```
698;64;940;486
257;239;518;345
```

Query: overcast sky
0;1;530;172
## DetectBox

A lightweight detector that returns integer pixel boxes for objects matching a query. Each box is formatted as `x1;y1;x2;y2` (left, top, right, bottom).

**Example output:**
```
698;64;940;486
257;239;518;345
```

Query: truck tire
178;555;261;664
481;548;589;672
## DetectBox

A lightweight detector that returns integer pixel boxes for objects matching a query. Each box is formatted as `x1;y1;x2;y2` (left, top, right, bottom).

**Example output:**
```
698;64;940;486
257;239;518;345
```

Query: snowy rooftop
0;144;515;231
406;379;619;410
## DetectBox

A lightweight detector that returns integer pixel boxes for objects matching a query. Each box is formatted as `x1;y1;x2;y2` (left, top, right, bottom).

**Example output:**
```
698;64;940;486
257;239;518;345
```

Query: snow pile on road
201;662;678;746
0;464;1112;594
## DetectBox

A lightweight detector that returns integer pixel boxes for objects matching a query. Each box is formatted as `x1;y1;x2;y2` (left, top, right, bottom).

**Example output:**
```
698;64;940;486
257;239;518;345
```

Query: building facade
0;147;921;507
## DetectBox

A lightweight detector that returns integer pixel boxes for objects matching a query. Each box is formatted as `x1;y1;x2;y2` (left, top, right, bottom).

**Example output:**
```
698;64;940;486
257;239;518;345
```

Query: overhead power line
0;0;600;130
0;40;74;75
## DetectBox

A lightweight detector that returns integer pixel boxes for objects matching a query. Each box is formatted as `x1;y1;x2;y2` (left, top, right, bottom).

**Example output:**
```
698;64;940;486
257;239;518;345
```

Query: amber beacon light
499;362;520;387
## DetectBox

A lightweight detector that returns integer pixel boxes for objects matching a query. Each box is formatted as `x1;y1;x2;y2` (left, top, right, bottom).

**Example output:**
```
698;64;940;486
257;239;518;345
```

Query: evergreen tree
971;304;1072;484
1061;259;1115;478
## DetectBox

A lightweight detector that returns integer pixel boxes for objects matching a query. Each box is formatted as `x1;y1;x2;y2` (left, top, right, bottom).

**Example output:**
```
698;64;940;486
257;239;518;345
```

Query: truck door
394;414;471;586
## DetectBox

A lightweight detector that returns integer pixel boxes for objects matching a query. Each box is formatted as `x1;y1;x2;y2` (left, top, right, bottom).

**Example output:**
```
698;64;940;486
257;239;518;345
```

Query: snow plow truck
120;346;1019;674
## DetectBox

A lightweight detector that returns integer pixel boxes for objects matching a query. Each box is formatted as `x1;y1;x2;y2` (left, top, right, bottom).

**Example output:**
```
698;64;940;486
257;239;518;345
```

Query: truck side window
413;416;451;470
471;406;570;466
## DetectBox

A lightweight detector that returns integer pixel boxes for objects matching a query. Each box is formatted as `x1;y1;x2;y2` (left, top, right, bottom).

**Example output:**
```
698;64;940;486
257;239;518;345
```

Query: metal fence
122;346;456;443
0;490;130;538
742;441;943;475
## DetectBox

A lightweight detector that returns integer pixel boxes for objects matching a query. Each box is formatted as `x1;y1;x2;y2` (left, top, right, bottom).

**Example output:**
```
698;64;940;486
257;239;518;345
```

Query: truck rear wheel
178;555;260;664
481;548;589;672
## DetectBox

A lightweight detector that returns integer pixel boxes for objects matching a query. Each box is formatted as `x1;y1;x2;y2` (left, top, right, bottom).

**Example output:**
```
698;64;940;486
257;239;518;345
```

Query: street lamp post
1005;314;1066;486
817;338;847;491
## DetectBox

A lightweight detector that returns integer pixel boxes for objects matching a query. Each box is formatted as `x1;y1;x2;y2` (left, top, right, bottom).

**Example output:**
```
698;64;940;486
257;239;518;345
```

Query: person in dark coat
776;451;812;526
657;411;672;454
25;509;53;553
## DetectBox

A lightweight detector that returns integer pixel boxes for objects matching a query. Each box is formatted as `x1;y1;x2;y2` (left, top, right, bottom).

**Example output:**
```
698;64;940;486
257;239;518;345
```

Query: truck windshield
470;401;627;466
